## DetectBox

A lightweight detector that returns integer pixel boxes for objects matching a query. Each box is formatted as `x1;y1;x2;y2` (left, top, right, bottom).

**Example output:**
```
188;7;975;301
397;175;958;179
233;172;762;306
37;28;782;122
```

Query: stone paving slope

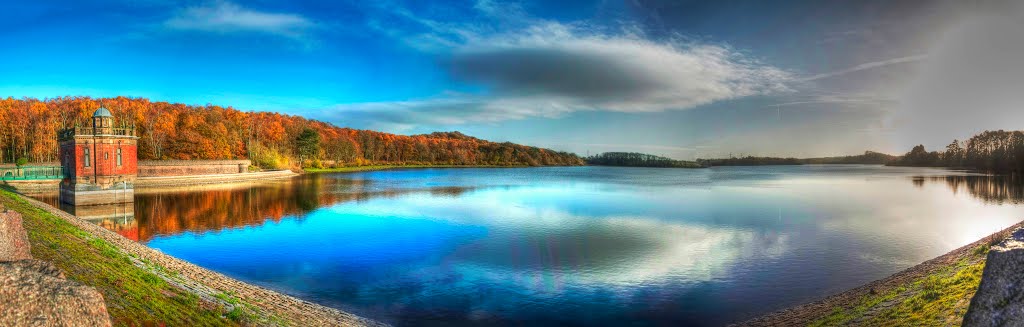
16;194;384;327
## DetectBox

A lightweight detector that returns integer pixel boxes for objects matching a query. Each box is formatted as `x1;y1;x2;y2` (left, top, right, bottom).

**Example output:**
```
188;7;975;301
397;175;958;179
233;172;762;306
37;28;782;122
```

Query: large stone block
0;210;31;262
0;259;112;326
963;228;1024;326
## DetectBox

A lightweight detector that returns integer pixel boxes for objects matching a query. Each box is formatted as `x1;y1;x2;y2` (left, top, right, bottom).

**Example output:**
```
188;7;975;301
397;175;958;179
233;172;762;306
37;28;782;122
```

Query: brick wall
137;160;251;177
63;142;138;179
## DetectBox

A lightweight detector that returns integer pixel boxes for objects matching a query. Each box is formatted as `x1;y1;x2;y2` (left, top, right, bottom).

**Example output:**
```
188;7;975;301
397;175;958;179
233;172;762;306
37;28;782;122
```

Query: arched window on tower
84;147;91;167
117;148;122;166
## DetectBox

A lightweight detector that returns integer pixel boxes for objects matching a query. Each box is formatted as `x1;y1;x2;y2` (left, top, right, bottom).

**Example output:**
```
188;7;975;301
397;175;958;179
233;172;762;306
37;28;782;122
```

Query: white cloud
164;1;313;39
323;22;794;129
450;23;794;112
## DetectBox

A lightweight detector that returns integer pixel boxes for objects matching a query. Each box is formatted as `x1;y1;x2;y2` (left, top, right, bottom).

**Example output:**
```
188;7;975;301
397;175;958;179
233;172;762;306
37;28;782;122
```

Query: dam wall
137;160;250;177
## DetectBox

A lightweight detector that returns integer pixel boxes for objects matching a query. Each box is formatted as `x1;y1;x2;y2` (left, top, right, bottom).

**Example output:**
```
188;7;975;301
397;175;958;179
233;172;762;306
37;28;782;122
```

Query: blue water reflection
66;166;1024;325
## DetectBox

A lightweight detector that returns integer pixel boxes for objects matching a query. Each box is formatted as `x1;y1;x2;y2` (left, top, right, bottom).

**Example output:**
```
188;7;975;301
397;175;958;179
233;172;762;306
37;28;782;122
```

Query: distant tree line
586;151;902;169
802;151;899;165
586;152;703;168
696;151;898;166
891;130;1024;174
697;156;802;166
0;96;583;169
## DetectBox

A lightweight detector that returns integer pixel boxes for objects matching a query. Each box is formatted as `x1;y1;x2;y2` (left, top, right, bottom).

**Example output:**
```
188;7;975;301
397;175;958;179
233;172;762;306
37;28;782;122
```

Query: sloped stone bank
0;208;112;326
15;194;383;327
737;221;1024;326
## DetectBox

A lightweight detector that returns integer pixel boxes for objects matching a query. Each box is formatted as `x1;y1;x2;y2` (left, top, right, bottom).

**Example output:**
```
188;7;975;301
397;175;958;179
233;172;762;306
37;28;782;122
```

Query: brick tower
58;108;138;205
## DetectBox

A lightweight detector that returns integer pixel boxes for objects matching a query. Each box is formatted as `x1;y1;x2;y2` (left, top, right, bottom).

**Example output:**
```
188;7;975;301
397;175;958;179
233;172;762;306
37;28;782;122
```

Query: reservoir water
34;165;1024;326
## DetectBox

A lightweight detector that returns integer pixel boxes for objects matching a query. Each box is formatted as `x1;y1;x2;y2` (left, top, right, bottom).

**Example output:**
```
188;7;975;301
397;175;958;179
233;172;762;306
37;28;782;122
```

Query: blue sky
2;0;1023;158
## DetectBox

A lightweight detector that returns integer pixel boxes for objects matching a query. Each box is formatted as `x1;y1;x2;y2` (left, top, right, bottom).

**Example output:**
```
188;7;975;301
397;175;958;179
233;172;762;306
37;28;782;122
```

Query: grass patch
305;164;530;173
809;245;990;326
973;244;990;256
215;291;242;306
226;306;245;322
868;259;985;326
809;286;904;327
0;188;239;326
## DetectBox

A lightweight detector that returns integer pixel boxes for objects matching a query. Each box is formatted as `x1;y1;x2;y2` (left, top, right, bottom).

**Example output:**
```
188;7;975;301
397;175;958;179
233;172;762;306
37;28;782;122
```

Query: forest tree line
890;130;1024;174
696;156;802;166
586;151;900;168
585;152;702;168
802;151;899;164
0;96;583;168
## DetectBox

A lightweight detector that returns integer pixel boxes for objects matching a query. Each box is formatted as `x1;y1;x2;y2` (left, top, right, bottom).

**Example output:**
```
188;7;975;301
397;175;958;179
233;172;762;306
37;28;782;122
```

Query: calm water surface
35;165;1024;326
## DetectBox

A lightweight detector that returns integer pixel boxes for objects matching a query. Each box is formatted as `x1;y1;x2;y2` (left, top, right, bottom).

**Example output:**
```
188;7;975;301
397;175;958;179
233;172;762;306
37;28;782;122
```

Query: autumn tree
295;128;321;166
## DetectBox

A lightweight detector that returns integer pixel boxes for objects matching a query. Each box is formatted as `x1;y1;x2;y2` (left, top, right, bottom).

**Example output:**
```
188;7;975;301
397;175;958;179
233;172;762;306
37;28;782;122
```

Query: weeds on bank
810;244;990;326
0;189;240;326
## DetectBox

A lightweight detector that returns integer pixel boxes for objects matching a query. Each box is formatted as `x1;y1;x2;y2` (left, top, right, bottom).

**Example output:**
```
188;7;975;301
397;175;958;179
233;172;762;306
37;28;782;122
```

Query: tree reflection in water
919;175;1024;204
34;174;476;242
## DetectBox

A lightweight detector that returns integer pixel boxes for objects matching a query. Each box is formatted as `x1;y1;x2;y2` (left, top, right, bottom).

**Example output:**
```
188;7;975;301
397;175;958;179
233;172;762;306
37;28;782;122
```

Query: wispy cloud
768;93;897;108
164;1;314;40
800;54;928;82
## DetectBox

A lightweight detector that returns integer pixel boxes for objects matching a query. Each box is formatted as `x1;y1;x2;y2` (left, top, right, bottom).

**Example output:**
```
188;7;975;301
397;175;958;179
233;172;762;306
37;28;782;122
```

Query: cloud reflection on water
332;187;790;290
32;166;1024;326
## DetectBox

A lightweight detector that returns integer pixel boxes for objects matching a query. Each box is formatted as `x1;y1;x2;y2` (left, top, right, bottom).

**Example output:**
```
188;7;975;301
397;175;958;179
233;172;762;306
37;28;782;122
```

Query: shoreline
8;190;384;326
303;164;559;173
735;221;1022;326
1;170;297;191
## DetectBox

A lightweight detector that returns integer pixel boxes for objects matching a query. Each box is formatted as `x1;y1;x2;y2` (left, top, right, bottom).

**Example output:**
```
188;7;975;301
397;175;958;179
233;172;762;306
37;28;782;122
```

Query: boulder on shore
963;228;1024;326
0;208;32;261
0;259;112;326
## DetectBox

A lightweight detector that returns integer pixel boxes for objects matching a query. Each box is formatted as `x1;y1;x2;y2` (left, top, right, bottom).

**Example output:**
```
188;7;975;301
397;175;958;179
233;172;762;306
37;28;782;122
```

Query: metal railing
0;166;63;181
58;127;136;140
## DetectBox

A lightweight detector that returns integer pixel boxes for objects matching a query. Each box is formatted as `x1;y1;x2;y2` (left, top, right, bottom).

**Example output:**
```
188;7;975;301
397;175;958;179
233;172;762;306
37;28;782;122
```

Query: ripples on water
32;166;1024;326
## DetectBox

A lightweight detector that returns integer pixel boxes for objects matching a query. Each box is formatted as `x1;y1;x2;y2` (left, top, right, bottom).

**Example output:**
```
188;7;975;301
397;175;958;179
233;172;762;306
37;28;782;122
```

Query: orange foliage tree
0;96;583;168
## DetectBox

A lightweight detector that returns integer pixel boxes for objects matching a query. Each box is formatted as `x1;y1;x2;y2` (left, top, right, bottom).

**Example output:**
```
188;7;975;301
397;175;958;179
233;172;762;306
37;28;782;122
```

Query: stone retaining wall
137;160;251;177
136;170;296;188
